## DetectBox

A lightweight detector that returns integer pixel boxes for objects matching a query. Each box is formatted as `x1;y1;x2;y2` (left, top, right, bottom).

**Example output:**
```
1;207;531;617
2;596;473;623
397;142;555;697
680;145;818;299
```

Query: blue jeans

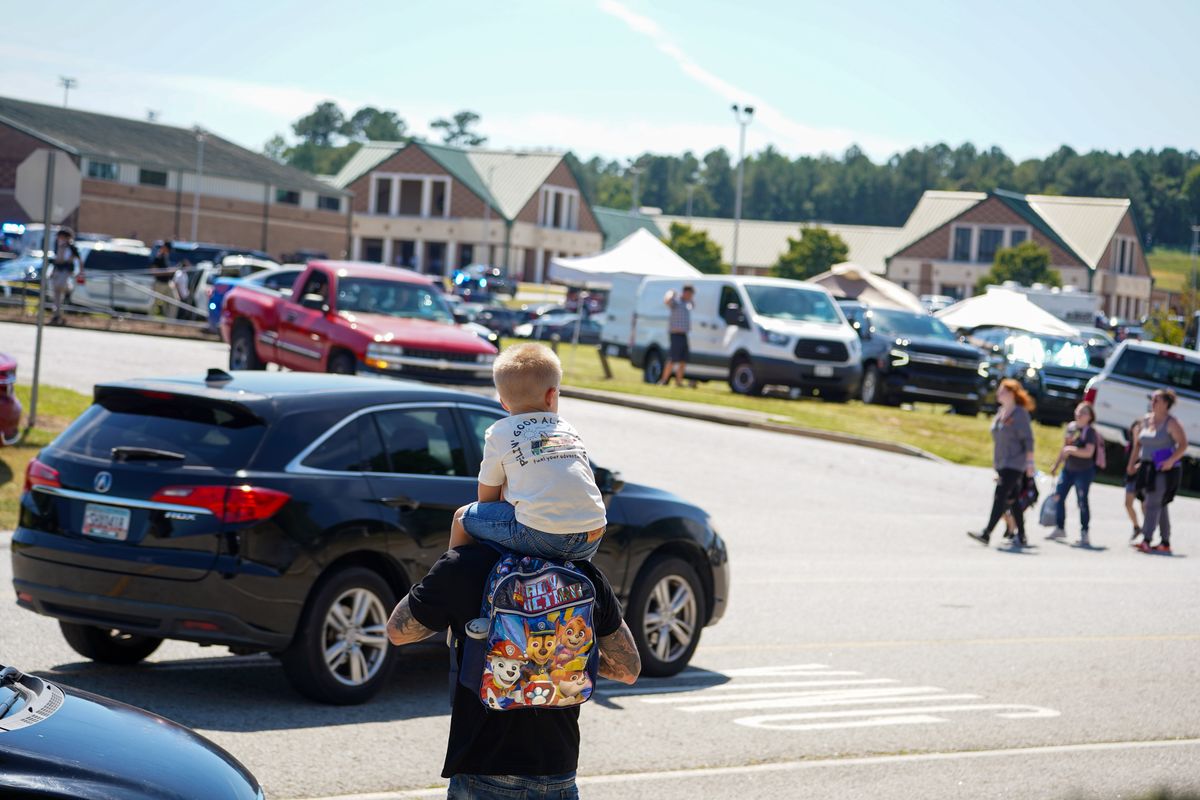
447;772;578;800
462;501;599;561
1054;467;1095;531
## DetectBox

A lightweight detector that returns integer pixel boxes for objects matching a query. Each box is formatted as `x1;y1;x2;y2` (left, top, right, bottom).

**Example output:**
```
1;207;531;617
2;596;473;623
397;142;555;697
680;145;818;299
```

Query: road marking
700;632;1200;652
293;738;1200;800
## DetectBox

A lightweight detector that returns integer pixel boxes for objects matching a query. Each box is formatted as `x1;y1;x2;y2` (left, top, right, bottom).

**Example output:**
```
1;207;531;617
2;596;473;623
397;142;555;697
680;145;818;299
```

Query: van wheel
229;323;264;370
59;622;162;664
643;348;665;384
729;359;762;395
861;364;886;404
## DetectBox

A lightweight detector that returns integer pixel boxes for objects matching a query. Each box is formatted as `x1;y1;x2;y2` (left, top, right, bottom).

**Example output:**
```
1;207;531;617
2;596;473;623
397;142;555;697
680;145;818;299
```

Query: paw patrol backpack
459;552;599;711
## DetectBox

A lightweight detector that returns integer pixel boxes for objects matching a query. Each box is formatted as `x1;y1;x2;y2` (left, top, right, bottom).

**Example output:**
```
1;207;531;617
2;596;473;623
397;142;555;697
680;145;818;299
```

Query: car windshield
336;279;453;322
744;285;840;324
1008;335;1090;369
871;309;955;341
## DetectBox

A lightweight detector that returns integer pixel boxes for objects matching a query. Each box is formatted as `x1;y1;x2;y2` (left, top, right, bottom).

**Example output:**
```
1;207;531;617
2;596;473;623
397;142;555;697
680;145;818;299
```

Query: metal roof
652;215;904;274
1024;194;1130;269
892;190;987;255
593;206;661;248
0;95;346;195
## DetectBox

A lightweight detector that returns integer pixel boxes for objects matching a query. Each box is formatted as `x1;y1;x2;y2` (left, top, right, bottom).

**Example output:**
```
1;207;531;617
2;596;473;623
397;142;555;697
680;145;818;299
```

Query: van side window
719;285;740;314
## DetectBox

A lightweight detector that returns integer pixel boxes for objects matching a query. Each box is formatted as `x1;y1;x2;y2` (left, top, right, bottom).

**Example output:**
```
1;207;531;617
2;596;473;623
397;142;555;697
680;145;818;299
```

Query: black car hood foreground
0;668;262;800
896;335;983;359
615;481;712;527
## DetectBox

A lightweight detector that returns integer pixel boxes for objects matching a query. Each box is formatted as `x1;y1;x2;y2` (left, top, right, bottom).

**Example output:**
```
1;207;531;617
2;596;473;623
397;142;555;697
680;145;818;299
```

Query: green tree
770;227;848;281
263;134;288;164
341;107;408;142
1184;164;1200;223
430;110;487;147
292;101;345;147
974;241;1062;294
663;222;727;274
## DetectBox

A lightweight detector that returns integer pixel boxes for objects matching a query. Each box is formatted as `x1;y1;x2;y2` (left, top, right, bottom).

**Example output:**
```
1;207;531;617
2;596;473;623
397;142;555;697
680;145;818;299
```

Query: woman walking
969;379;1036;548
1128;389;1188;554
1047;402;1098;546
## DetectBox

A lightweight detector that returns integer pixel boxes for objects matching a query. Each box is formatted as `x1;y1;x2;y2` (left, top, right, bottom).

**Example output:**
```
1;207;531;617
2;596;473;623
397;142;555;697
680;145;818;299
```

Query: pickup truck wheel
628;556;704;677
59;621;162;664
229;324;264;370
280;567;397;705
328;351;357;375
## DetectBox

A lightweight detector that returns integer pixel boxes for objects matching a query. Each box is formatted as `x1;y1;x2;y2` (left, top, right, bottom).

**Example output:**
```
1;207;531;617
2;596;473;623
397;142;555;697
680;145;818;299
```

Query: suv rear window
83;249;151;271
54;393;266;469
1113;348;1200;394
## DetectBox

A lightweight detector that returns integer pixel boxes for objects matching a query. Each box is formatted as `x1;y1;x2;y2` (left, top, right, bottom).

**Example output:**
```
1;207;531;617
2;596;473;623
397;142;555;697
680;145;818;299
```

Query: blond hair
493;343;562;409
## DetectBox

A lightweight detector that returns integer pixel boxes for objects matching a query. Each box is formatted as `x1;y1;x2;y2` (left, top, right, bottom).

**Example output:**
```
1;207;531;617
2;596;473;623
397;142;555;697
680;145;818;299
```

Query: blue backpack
459;552;599;711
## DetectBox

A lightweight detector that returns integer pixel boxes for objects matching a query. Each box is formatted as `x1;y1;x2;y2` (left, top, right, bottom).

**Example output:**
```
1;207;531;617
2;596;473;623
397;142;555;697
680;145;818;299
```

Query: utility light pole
730;104;754;275
628;162;644;216
191;127;206;242
686;171;700;221
58;76;77;108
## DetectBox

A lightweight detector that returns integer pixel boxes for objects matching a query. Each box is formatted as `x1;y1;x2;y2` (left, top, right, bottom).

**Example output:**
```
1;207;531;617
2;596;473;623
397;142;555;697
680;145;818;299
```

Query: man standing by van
659;284;694;387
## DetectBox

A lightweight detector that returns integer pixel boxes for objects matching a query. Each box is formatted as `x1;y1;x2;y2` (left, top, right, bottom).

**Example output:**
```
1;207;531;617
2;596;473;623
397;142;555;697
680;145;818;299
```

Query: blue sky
5;0;1196;163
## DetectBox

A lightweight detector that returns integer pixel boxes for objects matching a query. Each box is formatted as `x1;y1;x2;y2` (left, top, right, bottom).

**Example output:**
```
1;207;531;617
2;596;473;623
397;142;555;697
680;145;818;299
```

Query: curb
559;386;948;463
0;310;219;343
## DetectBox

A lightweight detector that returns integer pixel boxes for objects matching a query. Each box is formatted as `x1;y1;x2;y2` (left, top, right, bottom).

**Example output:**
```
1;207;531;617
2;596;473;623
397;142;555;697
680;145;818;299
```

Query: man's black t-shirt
407;544;623;778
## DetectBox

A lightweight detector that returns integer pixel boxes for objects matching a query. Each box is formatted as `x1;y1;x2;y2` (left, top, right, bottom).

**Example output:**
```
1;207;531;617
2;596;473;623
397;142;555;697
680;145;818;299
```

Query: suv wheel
280;567;397;705
59;621;163;664
642;348;664;384
229;323;264;370
861;364;885;404
729;359;762;395
627;556;704;677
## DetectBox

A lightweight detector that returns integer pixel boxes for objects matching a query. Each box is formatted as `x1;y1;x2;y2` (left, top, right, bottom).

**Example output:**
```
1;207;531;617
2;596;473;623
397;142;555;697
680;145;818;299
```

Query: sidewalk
560;385;946;462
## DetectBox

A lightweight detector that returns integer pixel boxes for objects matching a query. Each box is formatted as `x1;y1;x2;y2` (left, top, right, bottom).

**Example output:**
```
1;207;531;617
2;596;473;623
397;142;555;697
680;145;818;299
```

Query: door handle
379;496;420;511
283;313;298;323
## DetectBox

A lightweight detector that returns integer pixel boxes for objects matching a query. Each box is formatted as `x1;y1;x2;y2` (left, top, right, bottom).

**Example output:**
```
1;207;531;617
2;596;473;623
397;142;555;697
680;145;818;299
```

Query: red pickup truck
1;351;21;445
220;261;497;380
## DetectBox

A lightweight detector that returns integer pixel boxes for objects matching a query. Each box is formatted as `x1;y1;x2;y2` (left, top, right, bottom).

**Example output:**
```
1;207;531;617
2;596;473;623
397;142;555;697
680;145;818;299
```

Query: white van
598;273;646;358
1085;340;1200;459
630;275;862;399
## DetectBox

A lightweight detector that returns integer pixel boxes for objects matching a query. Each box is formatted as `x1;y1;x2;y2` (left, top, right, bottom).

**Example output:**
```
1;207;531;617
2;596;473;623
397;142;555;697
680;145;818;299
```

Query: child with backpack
1046;401;1103;546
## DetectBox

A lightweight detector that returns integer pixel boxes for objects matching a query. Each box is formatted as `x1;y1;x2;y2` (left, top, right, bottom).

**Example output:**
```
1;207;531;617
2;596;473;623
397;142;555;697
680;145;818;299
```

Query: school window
361;238;384;263
1009;229;1027;246
373;177;393;215
276;189;300;205
952;227;972;261
138;168;168;187
317;195;341;212
539;187;580;230
87;160;118;181
977;228;1004;263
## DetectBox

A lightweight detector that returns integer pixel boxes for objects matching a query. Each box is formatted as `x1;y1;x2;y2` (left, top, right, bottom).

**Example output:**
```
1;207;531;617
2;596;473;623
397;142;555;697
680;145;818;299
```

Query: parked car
204;260;292;331
69;242;155;315
631;275;861;399
0;663;264;799
473;305;523;336
11;371;730;703
920;294;957;314
840;303;988;414
168;241;271;267
515;314;602;344
220;261;497;381
1084;340;1200;462
1075;325;1117;366
966;326;1099;423
1;352;20;444
453;264;517;297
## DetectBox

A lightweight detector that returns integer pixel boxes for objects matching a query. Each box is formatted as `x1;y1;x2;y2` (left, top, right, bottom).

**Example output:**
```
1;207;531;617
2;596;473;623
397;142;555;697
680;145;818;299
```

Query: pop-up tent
935;288;1081;336
548;228;700;286
808;262;925;312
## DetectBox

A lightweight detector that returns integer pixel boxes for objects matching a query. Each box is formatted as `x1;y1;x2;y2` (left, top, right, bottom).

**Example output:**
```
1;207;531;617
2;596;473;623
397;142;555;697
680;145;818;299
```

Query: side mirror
300;293;329;312
593;466;625;495
722;303;747;327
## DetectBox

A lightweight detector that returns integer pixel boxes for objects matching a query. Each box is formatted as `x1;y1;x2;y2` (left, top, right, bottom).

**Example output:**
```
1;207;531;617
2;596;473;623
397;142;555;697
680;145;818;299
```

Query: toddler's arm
478;481;503;503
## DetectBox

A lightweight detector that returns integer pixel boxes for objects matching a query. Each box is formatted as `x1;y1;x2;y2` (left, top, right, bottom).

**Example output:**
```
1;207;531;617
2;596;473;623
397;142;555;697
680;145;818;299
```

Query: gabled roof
332;140;568;222
0;95;345;195
892;190;987;254
593;206;661;248
991;189;1081;262
652;215;904;274
1024;194;1130;269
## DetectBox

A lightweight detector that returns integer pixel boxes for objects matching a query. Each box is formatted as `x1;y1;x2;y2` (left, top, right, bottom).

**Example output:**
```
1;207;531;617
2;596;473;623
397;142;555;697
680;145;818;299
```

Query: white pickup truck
1084;340;1200;459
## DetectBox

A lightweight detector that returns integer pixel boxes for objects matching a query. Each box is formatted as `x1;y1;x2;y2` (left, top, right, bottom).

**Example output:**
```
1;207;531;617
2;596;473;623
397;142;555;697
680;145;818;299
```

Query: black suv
12;372;729;704
839;302;989;415
967;326;1099;423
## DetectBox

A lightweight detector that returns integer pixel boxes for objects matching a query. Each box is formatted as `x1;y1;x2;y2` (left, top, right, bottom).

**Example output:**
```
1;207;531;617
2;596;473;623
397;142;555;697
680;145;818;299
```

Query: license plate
814;365;834;377
606;345;620;356
82;503;131;541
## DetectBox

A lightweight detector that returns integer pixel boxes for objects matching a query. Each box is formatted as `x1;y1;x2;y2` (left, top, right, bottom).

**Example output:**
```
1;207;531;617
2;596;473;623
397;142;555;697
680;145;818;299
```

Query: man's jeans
447;772;578;800
1054;466;1095;531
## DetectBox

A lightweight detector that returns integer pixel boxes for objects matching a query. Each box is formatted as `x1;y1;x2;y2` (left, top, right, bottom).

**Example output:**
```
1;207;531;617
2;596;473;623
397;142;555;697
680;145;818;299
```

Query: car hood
894;336;983;359
613;480;712;527
0;679;261;800
340;312;496;354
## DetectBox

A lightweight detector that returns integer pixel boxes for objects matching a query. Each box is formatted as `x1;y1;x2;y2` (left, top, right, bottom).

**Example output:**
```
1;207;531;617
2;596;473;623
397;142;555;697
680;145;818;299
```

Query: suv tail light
1083;387;1096;404
151;485;290;524
24;458;61;493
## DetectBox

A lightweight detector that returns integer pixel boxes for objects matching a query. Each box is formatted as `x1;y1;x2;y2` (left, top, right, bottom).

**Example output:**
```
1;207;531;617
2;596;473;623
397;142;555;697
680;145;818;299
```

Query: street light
58;76;77;108
191;127;206;242
686;170;701;221
730;104;754;275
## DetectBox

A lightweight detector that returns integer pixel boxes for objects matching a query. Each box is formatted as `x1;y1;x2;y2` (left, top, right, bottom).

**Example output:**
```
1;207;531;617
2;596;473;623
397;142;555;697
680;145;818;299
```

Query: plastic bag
1039;493;1060;527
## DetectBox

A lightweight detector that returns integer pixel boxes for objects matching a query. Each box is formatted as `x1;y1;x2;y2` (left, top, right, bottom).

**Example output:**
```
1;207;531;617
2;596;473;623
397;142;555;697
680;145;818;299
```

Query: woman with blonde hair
969;379;1036;548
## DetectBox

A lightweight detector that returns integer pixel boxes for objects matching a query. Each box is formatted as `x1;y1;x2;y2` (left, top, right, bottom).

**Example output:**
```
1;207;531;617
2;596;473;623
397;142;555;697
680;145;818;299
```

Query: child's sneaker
1135;541;1152;553
1046;527;1066;540
1151;544;1172;554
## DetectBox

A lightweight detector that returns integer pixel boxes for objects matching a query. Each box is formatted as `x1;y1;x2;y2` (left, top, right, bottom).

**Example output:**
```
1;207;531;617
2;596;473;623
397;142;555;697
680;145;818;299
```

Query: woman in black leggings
969;378;1036;547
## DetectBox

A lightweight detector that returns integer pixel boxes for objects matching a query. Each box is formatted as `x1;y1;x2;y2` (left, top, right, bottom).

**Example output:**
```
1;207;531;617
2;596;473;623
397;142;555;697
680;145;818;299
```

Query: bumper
884;369;985;404
11;540;298;650
1035;388;1084;421
0;394;20;443
754;356;861;392
359;356;494;382
706;533;730;626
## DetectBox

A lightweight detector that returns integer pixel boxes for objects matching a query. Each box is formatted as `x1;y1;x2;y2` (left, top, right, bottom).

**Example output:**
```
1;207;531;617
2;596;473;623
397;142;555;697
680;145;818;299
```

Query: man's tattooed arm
386;596;439;646
598;620;641;684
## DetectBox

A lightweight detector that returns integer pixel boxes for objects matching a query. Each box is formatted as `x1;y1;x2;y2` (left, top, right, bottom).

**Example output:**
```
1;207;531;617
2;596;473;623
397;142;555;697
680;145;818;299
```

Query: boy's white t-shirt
478;412;607;535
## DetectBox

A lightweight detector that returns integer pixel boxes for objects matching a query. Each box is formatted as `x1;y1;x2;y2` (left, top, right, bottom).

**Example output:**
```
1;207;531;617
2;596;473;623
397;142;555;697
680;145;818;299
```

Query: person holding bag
1129;389;1188;554
1046;402;1099;546
969;379;1036;548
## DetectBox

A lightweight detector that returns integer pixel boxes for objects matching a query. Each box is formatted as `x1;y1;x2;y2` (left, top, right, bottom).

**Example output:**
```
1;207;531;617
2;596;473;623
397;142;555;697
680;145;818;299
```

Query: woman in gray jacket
969;378;1037;547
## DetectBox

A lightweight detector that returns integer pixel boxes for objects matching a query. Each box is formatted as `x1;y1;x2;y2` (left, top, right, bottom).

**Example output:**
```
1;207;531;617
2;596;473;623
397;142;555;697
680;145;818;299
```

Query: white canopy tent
808;262;925;313
548;228;700;286
935;288;1081;337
